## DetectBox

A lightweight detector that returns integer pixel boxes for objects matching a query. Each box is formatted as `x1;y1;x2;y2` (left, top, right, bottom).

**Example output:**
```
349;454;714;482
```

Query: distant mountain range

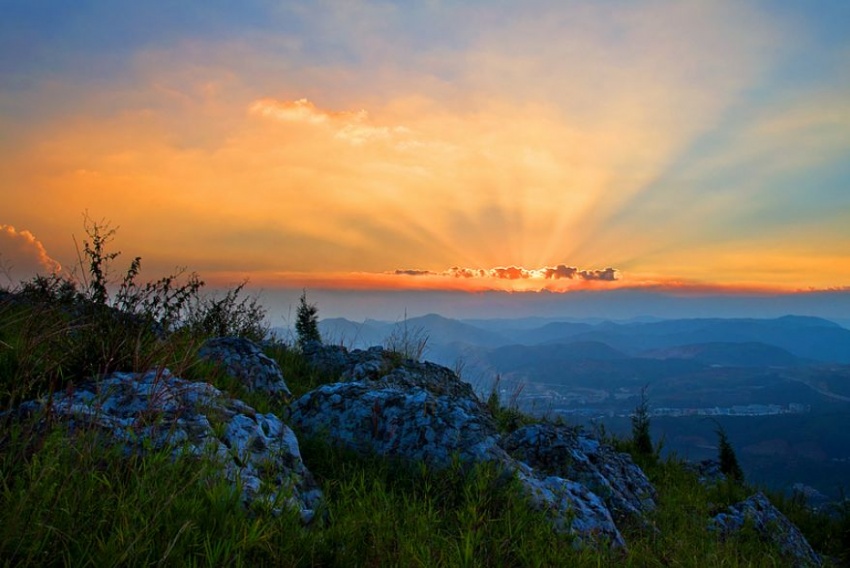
296;313;850;365
286;313;850;499
271;312;850;412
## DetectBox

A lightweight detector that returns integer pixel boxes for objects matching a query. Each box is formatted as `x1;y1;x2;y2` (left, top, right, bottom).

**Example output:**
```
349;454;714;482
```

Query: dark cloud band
393;264;619;282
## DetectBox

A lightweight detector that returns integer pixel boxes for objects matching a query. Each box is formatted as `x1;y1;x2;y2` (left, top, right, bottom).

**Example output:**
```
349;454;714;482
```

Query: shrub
16;273;80;306
184;282;268;342
630;386;654;457
715;424;744;483
295;289;321;347
1;218;268;394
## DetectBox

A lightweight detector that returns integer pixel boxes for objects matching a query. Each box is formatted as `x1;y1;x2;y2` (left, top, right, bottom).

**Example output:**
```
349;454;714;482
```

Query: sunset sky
2;1;849;320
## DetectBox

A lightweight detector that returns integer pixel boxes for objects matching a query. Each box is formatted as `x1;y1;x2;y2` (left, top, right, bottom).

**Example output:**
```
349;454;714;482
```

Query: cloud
401;264;619;282
445;267;482;279
249;97;409;145
579;268;618;281
490;266;528;280
0;224;62;282
393;269;437;276
250;98;334;125
541;265;578;279
2;2;847;292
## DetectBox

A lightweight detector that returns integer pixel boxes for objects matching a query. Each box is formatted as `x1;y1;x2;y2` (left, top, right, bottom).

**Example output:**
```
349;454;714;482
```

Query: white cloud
249;97;409;146
0;225;62;282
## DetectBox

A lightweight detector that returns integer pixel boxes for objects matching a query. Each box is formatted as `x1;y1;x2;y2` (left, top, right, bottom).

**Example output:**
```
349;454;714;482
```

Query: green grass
0;421;303;566
3;410;825;566
2;264;848;565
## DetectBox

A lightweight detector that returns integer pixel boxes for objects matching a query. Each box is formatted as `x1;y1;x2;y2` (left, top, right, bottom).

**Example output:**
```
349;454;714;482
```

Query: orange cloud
421;264;619;283
1;1;847;296
0;224;62;282
300;264;622;292
211;268;801;297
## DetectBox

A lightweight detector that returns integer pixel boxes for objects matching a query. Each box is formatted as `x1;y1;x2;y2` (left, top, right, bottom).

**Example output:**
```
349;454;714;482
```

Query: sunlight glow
1;1;848;293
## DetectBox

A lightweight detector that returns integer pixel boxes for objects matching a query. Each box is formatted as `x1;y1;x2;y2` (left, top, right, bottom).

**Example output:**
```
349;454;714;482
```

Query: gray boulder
710;492;822;567
18;369;321;521
290;377;626;548
378;357;479;399
301;341;353;378
304;342;480;399
198;337;291;400
290;382;502;467
338;345;389;382
517;470;622;544
684;458;727;485
501;423;656;524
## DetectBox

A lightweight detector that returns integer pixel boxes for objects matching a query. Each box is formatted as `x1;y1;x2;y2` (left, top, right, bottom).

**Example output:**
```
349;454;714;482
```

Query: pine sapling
295;289;321;348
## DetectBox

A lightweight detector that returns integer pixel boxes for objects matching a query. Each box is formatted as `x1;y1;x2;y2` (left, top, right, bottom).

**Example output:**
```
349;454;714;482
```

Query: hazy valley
309;314;850;502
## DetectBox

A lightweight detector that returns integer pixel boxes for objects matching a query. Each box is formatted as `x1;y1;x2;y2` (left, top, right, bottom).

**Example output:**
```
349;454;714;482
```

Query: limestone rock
711;492;822;567
198;337;290;400
304;342;480;399
378;357;479;399
290;378;626;548
791;484;831;510
18;369;321;521
339;345;389;382
684;458;727;485
501;423;656;524
301;340;354;378
290;382;501;467
516;468;625;547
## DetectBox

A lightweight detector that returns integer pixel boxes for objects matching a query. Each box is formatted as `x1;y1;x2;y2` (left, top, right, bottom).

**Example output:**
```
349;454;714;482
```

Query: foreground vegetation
1;224;848;566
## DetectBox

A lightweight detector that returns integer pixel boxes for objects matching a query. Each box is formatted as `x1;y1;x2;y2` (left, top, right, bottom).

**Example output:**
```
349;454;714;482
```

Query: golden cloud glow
250;98;409;145
1;1;848;294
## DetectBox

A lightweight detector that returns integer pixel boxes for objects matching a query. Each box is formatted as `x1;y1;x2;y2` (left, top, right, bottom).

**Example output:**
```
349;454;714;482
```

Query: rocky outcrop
711;492;822;567
292;343;636;548
684;458;726;485
301;341;364;378
303;343;475;397
290;380;625;547
501;423;656;524
198;337;291;400
8;336;826;559
17;369;321;522
290;382;502;468
517;469;622;543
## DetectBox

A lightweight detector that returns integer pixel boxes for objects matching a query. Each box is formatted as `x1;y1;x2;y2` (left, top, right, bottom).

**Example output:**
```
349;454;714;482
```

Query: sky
1;1;849;321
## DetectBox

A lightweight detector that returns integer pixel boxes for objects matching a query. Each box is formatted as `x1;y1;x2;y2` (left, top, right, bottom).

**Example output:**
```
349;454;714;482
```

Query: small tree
716;424;744;482
295;289;321;347
631;386;654;456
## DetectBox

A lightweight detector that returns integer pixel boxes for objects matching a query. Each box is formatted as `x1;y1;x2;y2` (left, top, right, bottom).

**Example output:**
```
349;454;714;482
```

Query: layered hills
312;314;850;500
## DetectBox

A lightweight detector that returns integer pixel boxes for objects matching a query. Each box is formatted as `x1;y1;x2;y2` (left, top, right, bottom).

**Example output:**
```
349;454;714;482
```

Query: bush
630;386;654;457
295;290;321;347
184;282;268;343
715;424;744;483
1;218;268;397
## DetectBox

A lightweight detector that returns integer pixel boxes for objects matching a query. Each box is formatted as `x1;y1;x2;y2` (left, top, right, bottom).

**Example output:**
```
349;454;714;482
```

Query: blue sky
1;1;848;321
